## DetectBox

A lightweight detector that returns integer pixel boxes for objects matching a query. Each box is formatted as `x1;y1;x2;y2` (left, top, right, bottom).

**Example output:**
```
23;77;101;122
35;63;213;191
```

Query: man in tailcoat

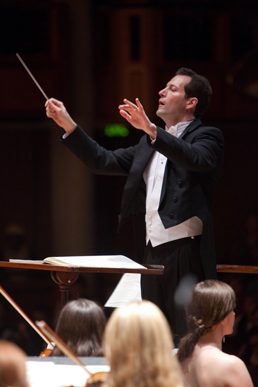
46;68;224;345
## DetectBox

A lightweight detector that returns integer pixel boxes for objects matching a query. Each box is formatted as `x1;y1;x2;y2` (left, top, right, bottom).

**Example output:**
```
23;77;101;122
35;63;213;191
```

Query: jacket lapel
120;119;202;222
119;136;154;222
160;118;202;203
180;118;202;140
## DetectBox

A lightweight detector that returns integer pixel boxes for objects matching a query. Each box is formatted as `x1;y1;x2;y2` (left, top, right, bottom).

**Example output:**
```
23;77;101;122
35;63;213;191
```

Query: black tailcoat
62;118;224;279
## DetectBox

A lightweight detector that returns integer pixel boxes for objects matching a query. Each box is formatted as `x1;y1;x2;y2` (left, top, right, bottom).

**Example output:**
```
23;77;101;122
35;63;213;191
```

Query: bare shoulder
195;349;254;387
219;354;254;387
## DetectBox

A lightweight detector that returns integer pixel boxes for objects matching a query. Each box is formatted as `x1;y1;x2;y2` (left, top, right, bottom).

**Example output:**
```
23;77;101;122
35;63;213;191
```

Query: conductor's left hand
118;98;157;139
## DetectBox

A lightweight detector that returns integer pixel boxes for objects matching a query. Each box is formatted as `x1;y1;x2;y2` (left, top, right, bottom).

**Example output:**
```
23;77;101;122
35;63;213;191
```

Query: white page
43;255;146;269
26;361;56;387
105;273;142;307
26;361;110;387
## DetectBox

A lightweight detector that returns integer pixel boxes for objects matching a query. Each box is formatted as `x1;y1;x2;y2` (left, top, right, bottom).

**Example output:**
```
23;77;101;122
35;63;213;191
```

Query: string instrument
36;320;108;387
0;285;54;356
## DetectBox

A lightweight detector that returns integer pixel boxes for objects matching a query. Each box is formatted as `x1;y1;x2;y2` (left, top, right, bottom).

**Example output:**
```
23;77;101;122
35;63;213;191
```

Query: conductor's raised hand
118;98;157;139
45;98;77;135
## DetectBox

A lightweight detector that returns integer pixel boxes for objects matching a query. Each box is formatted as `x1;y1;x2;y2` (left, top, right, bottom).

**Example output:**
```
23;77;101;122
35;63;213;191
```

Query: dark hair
178;280;236;362
51;298;106;357
175;67;212;118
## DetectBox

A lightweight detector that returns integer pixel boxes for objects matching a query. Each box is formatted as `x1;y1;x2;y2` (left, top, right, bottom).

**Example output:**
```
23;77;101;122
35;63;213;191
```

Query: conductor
45;67;224;345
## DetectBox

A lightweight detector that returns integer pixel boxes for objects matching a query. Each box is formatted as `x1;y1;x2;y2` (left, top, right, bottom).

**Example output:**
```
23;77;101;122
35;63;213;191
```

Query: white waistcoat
143;122;203;247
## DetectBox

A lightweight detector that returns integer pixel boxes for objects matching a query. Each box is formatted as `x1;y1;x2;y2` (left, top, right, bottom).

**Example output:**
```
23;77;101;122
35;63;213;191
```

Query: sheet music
26;361;110;387
10;255;147;270
105;273;142;307
43;255;147;269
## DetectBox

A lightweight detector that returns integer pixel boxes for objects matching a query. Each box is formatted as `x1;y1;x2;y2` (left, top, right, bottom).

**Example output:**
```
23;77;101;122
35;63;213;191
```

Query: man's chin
156;109;164;118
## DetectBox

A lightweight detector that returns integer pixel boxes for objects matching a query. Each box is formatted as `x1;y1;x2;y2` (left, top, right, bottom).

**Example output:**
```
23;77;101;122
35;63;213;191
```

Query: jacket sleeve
148;125;224;173
60;125;137;176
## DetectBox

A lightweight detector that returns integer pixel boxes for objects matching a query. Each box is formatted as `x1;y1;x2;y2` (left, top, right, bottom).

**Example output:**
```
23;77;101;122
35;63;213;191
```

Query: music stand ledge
216;264;258;274
0;261;164;307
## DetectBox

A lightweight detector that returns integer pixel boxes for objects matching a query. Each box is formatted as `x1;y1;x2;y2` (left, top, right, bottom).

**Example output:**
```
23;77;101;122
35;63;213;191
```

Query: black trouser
141;236;205;347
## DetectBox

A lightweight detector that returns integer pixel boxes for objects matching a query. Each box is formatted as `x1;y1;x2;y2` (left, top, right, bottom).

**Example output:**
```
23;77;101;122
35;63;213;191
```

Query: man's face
156;74;192;126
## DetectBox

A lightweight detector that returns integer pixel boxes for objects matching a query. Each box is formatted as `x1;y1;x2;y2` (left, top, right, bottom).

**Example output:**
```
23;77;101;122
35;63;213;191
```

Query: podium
0;260;164;307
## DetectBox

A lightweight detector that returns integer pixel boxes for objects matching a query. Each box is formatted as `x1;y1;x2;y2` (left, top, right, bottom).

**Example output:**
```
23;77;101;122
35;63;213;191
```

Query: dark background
0;0;257;378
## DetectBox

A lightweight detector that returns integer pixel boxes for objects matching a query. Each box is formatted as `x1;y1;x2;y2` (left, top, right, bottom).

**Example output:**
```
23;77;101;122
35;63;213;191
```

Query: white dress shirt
143;121;203;247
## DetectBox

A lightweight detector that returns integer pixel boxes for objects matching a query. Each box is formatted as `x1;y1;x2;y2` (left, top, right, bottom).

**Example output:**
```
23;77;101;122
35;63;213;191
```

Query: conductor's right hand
45;98;77;135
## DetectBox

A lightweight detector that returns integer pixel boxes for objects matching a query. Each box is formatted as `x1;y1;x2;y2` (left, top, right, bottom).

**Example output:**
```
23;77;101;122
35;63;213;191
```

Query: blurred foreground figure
103;301;185;387
0;340;29;387
51;298;106;357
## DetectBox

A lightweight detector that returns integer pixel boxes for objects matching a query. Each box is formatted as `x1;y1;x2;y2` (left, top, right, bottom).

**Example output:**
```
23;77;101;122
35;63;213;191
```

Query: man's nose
159;88;166;96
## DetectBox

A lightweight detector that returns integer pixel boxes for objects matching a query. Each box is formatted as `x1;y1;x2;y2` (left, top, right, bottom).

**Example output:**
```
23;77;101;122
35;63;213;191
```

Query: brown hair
178;279;236;362
51;298;106;357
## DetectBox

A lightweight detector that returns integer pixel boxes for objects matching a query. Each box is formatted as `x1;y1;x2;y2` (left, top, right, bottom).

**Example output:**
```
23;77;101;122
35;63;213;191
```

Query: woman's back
178;280;254;387
181;340;254;387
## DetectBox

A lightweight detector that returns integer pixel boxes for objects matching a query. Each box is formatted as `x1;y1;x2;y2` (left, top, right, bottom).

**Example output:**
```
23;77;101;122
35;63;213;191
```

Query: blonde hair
103;301;184;387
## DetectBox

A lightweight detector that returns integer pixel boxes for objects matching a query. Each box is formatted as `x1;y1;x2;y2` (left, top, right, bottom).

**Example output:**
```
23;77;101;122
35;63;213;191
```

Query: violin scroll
39;348;53;357
86;371;108;386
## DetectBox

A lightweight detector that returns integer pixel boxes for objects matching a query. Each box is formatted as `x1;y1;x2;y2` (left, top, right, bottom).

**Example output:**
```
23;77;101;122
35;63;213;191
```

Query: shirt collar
166;120;193;137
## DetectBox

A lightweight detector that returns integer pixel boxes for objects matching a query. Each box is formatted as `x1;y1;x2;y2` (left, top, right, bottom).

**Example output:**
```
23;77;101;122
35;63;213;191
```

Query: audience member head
175;67;212;118
103;300;184;387
0;340;29;387
178;279;236;361
51;298;106;357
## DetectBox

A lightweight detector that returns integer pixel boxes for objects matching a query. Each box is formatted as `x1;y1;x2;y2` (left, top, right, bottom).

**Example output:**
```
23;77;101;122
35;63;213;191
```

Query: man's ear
186;97;198;110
